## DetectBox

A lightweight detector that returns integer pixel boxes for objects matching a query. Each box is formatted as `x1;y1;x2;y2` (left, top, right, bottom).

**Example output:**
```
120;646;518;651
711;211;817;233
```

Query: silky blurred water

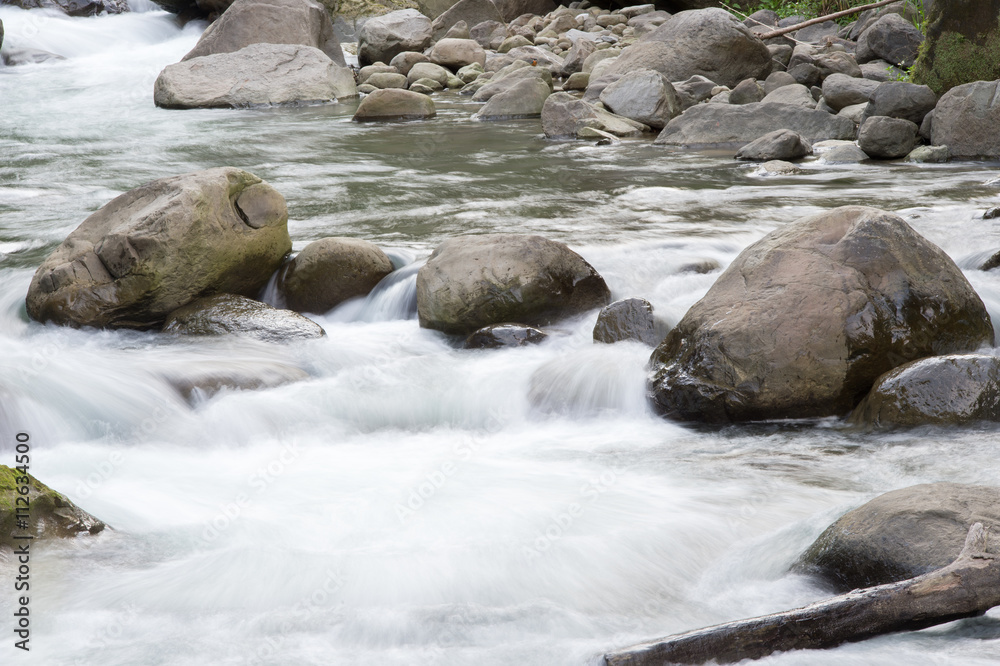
2;7;1000;665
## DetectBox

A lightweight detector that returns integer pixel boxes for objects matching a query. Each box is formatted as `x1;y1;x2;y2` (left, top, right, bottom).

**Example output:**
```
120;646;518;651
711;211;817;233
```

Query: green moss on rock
0;465;107;549
912;3;1000;95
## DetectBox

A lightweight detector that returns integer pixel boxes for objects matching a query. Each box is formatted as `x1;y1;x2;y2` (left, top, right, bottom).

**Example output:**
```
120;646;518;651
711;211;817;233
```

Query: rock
563;71;589;90
837;102;868;124
821;73;880;112
492;0;556;22
26;168;290;330
406;62;451;87
593;297;668;346
906;144;949;163
735;129;811;161
582;48;621;75
181;0;345;68
0;19;3;51
464;323;548;349
795;20;838;44
366;72;409;89
599;69;680;130
416;234;611;335
443;20;470;40
542;92;646;138
154;44;356;109
728;78;765;105
671;74;721;109
498;35;532;53
358;64;397;84
429;38;486;69
856;13;923;68
857;115;918;159
605;8;771;88
389;51;429;76
163;294;325;342
409;82;439;94
860;81;938;125
794;483;1000;592
506;45;566;75
430;0;504;42
0;466;106;550
358;9;432;67
763;70;797;95
161;360;309;401
759;160;800;175
787;62;821;89
1;48;67;66
813;51;862;79
931;80;1000;158
822;143;870;163
769;44;793;69
654;103;856;149
744;9;777;28
352;88;437;121
456;62;484;83
277;237;393;314
648;206;994;423
471;20;507;50
860;59;906;82
471;64;551;102
912;0;1000;95
561;38;597;76
3;0;126;16
474;77;551;120
760;82;815;108
849;355;1000;428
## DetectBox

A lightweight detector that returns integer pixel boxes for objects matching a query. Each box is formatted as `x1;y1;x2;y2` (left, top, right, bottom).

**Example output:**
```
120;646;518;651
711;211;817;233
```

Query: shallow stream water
2;6;1000;665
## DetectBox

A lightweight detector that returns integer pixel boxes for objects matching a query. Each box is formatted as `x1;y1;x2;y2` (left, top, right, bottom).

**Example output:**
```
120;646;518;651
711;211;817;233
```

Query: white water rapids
2;7;1000;665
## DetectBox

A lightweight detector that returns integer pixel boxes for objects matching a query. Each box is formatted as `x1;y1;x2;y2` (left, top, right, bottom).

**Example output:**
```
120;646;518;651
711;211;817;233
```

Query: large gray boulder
181;0;345;68
861;80;938;125
856;13;923;68
734;129;811;161
428;37;486;69
648;206;995;423
603;8;771;88
857;116;918;159
416;234;611;335
163;294;325;343
352;89;436;121
278;237;393;314
931;80;1000;158
654;103;855;149
26;168;291;330
850;355;1000;428
593;297;669;346
473;77;551;120
541;92;647;139
154;44;356;109
599;69;680;130
471;64;551;102
358;9;433;67
430;0;504;42
795;483;1000;592
821;73;880;112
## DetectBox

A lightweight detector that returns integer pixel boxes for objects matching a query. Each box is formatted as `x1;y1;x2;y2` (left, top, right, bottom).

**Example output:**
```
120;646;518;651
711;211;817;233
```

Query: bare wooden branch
754;0;902;39
604;523;999;666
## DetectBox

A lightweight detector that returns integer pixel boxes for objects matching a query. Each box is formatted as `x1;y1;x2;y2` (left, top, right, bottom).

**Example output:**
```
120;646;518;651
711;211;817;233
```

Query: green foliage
726;0;875;20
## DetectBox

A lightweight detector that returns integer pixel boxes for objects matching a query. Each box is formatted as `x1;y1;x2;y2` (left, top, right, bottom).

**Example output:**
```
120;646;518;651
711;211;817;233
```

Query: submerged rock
464;323;548;349
155;44;357;109
593;297;669;346
26;168;291;330
278;237;393;314
1;465;106;550
849;354;1000;428
160;360;310;401
416;234;611;335
795;483;1000;592
648;206;995;423
181;0;345;67
163;294;325;343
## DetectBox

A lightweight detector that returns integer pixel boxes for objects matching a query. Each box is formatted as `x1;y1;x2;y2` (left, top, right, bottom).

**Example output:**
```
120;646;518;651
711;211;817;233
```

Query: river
1;5;1000;665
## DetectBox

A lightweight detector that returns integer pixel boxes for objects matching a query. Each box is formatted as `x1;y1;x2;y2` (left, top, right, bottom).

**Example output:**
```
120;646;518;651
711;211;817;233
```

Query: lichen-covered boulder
603;8;771;88
154;44;357;109
26;168;291;330
181;0;346;68
912;0;1000;95
277;237;394;314
163;294;325;343
931;79;1000;158
358;9;433;67
464;323;548;349
648;206;995;423
794;483;1000;592
417;234;611;335
1;465;106;550
849;354;1000;428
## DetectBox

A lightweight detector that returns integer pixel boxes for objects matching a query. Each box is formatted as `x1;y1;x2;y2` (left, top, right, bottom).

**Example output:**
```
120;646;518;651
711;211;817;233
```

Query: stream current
2;6;1000;665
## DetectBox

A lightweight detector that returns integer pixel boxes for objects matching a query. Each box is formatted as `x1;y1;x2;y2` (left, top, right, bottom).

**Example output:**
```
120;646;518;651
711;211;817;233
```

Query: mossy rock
0;465;107;549
911;1;1000;95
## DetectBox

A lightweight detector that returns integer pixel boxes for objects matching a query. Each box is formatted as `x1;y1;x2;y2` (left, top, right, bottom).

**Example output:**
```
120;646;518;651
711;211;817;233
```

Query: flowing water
2;7;1000;665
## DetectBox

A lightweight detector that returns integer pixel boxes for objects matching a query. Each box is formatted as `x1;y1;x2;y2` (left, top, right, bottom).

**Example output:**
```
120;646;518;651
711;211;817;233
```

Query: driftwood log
605;523;998;666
